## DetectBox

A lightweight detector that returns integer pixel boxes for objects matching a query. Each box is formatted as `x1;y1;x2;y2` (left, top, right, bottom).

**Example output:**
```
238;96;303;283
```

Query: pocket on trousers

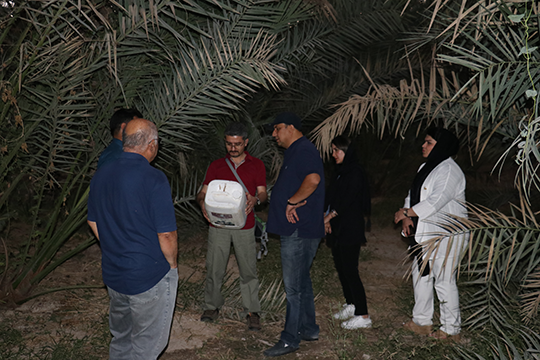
132;282;160;305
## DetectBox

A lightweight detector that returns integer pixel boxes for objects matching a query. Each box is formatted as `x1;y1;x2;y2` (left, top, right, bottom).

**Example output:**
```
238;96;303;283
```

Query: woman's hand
324;210;337;224
394;207;417;224
325;222;332;235
401;217;414;236
323;210;337;234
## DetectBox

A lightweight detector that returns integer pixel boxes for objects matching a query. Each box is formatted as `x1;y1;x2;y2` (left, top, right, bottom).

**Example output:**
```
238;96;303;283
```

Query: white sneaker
341;315;372;329
333;304;355;320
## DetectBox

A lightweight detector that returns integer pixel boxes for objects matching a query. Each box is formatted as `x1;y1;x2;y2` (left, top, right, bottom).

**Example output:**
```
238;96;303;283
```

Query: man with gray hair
88;118;178;359
196;122;267;330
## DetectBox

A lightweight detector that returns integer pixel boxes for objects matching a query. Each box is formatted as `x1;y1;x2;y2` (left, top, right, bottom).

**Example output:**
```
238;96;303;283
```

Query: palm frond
415;199;540;341
258;277;287;321
521;268;540;324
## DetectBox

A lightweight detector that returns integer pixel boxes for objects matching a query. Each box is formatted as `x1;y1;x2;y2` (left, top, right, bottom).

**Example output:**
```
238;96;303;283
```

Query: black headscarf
410;127;460;209
408;127;459;276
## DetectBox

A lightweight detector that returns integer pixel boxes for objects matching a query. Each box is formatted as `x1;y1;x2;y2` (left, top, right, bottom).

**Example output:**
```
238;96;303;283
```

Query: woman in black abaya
324;135;372;330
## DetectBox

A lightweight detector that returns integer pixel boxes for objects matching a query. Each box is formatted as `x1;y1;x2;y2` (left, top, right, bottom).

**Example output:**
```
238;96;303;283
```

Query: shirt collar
120;151;148;162
225;151;252;163
286;136;306;152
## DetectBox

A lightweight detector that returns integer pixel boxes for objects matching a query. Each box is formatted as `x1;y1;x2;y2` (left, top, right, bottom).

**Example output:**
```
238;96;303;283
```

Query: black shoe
300;333;319;341
263;340;298;357
200;309;219;322
247;312;261;331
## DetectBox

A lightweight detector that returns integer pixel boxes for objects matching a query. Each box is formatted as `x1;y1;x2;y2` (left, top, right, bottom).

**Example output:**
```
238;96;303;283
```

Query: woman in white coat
394;127;468;341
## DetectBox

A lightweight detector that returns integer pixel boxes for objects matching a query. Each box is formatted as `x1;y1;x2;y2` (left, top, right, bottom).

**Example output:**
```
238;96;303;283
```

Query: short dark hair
331;135;351;153
110;108;143;136
224;122;248;140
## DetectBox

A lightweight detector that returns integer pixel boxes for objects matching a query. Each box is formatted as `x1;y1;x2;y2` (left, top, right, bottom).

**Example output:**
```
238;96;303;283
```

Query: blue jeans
280;230;320;347
107;267;178;360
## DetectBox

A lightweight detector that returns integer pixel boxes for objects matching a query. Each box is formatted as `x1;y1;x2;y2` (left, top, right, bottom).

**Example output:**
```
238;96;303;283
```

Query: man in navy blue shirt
264;112;325;357
97;108;142;169
88;118;178;360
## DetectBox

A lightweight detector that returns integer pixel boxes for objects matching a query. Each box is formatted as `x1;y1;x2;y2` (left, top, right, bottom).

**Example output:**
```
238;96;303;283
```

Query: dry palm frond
303;0;337;22
409;199;540;334
219;276;287;322
521;268;540;324
435;2;540;198
310;77;453;158
0;0;320;304
259;278;287;321
170;172;205;226
220;274;243;319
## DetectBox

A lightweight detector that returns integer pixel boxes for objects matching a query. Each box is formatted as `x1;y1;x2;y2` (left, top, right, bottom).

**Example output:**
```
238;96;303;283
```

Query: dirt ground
1;223;414;359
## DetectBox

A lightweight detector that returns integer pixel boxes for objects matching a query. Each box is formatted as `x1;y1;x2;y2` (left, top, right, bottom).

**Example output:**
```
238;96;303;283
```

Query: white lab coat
403;157;468;335
404;158;468;260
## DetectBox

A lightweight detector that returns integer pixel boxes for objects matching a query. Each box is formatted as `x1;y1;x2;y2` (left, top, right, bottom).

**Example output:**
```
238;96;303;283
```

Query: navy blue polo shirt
267;136;325;238
97;138;123;169
88;152;177;295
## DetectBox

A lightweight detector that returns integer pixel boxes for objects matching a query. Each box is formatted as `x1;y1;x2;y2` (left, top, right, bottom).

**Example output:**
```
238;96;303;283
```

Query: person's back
87;118;178;360
90;152;174;295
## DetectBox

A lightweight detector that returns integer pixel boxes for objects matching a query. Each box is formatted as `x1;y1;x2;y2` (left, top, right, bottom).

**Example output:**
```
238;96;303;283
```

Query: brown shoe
201;309;219;322
403;320;432;335
429;330;461;342
246;312;261;331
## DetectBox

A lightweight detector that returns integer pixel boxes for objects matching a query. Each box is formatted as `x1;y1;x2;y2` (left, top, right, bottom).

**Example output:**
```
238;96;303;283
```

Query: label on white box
205;179;247;229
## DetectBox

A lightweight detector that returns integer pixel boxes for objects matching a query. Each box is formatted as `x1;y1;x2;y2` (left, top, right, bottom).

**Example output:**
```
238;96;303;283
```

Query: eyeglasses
148;138;160;145
225;141;245;148
273;125;287;132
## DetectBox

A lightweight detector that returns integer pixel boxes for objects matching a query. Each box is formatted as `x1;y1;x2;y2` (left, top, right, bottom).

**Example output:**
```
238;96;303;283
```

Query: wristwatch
256;195;260;205
403;209;410;218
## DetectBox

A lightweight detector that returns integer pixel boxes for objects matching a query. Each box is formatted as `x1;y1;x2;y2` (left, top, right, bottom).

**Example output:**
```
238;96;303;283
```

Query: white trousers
411;256;461;335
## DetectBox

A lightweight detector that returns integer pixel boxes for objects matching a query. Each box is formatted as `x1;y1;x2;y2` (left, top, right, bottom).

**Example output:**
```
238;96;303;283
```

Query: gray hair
123;121;158;150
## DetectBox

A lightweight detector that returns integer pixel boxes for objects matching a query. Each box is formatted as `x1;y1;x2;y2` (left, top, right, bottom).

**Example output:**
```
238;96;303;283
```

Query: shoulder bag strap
225;158;249;194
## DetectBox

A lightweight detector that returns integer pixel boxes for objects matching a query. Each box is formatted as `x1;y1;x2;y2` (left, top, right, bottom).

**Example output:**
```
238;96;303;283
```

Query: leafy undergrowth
0;222;486;360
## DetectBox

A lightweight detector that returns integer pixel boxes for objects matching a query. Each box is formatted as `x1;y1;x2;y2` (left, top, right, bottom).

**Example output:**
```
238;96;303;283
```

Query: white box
205;180;247;229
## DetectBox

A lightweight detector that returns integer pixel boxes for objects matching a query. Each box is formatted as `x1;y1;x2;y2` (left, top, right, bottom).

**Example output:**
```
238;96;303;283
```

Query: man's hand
245;193;257;215
158;230;178;269
196;185;210;222
286;201;307;223
200;201;210;222
87;220;100;240
285;173;320;224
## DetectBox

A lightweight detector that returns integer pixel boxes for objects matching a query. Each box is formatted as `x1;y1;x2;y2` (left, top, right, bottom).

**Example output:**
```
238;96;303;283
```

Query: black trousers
331;242;368;316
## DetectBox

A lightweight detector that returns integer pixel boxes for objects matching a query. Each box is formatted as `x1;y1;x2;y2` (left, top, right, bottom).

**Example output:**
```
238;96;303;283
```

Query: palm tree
3;0;537;356
310;0;540;357
0;0;326;304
